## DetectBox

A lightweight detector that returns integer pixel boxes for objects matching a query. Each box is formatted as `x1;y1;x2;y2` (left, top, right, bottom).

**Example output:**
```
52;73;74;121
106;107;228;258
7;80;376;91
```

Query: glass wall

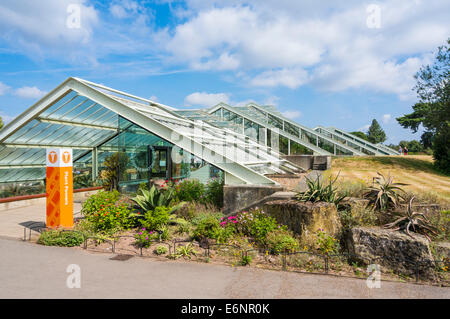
115;116;223;193
290;141;313;155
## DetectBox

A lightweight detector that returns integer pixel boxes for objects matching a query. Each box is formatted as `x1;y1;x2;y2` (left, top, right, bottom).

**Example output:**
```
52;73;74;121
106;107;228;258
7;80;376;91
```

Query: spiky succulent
296;173;346;207
384;196;438;240
363;172;408;212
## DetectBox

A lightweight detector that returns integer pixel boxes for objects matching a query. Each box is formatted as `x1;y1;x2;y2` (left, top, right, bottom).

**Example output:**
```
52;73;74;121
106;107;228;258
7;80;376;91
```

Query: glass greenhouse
0;77;396;196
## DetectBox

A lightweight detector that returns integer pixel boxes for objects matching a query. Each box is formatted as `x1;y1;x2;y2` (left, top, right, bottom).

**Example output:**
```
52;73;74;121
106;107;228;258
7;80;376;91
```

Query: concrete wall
282;155;331;170
223;184;284;215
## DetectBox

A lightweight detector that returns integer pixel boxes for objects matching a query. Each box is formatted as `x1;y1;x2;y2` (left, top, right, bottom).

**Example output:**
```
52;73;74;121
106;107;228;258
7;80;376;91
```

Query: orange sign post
46;148;73;229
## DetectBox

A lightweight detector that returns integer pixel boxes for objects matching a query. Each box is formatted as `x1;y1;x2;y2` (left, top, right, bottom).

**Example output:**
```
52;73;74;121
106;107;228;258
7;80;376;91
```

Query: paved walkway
0;237;449;299
0;203;82;239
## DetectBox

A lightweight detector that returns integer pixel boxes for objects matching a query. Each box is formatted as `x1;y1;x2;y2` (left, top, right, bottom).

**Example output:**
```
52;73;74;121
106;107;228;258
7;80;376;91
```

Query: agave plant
132;185;175;211
296;173;346;207
384;196;438;240
363;172;408;212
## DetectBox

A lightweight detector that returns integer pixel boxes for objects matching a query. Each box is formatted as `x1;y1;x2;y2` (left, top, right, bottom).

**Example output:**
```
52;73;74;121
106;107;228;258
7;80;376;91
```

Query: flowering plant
82;191;134;231
315;229;339;255
134;228;158;248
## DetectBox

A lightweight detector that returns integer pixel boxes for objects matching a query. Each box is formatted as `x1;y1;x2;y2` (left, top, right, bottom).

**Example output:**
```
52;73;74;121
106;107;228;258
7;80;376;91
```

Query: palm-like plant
384;196;438;240
363;172;408;212
132;185;175;211
296;173;346;207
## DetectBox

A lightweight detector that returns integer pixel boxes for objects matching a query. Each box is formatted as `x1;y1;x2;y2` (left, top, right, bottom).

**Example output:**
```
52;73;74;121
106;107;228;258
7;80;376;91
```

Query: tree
420;131;434;149
0;116;3;130
397;38;450;172
350;131;370;142
366;119;386;144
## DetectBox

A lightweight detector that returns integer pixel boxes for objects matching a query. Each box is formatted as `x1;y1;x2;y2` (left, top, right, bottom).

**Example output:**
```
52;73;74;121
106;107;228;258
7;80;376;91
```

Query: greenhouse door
148;146;172;180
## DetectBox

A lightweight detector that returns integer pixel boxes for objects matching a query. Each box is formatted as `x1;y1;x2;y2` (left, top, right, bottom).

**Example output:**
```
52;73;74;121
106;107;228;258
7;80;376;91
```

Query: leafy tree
350;131;370;141
366;119;386;144
420;131;434;149
406;140;424;153
0;116;3;130
397;38;450;172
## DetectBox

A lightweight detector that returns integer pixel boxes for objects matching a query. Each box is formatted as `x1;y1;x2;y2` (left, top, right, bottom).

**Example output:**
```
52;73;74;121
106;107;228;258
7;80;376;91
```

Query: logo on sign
62;151;71;164
48;151;58;164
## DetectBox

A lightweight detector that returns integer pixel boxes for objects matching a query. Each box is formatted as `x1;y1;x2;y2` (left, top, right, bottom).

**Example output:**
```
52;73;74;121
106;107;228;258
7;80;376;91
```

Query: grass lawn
325;155;450;205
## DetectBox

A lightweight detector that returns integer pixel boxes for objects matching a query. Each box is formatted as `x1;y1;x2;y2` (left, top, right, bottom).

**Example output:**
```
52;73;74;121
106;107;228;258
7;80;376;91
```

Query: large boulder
346;227;436;279
262;200;341;239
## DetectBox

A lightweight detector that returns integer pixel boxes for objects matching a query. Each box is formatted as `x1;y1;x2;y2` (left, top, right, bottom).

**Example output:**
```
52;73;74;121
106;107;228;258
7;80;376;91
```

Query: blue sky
0;0;449;144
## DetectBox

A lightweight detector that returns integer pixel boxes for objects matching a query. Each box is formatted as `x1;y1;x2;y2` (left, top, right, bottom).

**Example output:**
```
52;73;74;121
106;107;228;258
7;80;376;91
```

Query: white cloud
382;114;392;124
0;111;15;125
359;124;371;131
110;1;139;19
0;81;10;95
149;95;159;102
184;92;230;107
0;0;98;62
281;110;302;119
14;86;47;99
164;1;450;98
250;68;308;89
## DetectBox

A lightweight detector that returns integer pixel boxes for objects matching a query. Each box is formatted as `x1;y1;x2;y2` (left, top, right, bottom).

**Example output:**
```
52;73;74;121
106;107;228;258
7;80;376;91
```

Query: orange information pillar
46;148;73;229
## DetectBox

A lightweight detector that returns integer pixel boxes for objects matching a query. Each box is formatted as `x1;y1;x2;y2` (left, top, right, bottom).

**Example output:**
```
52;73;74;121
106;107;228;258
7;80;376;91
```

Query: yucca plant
296;173;346;207
132;185;175;211
384;196;438;241
363;172;408;212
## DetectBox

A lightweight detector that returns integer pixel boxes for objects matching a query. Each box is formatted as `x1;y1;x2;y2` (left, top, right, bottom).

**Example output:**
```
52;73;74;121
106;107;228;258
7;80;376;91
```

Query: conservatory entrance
148;146;172;180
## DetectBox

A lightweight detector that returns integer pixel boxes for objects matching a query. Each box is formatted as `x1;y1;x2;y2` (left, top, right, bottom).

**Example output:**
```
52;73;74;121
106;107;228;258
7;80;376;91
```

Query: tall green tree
350;131;370;142
366;119;386;144
397;38;450;173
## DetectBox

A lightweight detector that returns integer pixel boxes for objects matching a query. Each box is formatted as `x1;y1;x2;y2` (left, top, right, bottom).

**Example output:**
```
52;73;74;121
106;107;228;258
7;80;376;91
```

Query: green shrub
38;230;84;247
192;214;233;242
81;190;134;232
315;229;339;255
266;229;299;254
154;245;168;255
248;212;282;245
429;210;450;242
176;202;220;220
174;219;191;234
82;190;120;216
139;206;171;231
175;243;198;259
156;224;171;241
204;178;224;208
240;254;252;266
338;206;379;230
192;215;222;240
175;179;205;202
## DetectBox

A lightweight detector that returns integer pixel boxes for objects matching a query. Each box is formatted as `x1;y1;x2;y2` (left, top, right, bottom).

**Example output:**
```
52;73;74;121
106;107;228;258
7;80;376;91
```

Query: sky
0;0;449;144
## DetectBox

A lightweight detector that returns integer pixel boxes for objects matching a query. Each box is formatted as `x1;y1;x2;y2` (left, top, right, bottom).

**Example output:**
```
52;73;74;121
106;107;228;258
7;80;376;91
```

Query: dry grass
326;155;450;206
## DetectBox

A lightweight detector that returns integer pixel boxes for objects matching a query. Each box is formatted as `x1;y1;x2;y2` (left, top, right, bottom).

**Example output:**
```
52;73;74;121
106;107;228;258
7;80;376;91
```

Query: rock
262;200;341;240
346;227;436;279
432;241;450;260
